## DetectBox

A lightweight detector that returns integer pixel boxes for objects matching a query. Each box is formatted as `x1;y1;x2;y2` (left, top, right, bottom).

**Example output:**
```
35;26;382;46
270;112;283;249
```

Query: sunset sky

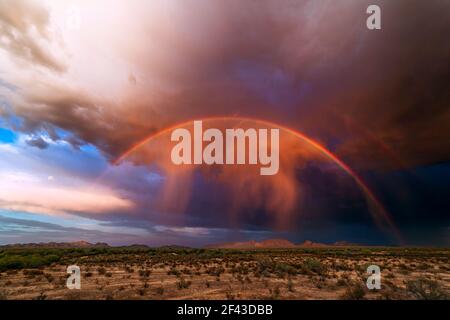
0;0;449;246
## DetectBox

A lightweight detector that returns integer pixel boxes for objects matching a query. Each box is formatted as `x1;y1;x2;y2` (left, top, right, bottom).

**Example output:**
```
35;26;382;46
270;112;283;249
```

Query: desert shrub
405;278;448;300
206;266;225;277
231;264;249;275
399;268;411;275
340;283;366;300
332;261;352;271
0;253;60;272
379;284;404;300
97;267;106;275
0;290;7;300
386;272;395;279
168;267;180;276
257;259;273;274
398;263;410;271
225;286;235;300
301;258;326;275
336;278;347;287
6;270;18;275
417;263;430;270
181;268;192;275
139;269;151;278
311;276;327;289
136;288;145;296
64;291;82;300
269;286;281;299
274;263;297;277
0;256;25;270
23;269;44;277
32;292;47;300
154;287;164;295
44;273;54;283
287;278;294;292
125;266;134;273
176;278;191;290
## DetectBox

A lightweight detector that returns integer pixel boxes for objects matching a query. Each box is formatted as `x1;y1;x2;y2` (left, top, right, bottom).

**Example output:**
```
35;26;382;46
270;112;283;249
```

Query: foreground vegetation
0;246;448;300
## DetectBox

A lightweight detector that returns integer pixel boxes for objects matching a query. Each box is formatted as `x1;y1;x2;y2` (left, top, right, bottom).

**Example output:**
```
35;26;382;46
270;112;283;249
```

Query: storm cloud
0;0;449;245
0;0;447;169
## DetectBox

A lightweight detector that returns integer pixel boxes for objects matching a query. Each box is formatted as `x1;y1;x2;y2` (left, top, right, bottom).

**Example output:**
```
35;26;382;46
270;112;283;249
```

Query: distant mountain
158;245;192;250
297;240;328;248
0;241;110;249
124;244;150;249
0;239;359;250
332;241;359;247
207;238;296;249
207;239;359;249
258;239;296;248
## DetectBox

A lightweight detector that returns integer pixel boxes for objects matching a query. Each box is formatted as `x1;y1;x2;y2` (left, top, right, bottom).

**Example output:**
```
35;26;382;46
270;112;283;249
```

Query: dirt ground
0;248;448;300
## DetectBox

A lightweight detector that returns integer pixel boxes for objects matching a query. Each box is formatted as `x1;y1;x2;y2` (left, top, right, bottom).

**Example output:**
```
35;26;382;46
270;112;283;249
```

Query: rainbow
114;116;402;243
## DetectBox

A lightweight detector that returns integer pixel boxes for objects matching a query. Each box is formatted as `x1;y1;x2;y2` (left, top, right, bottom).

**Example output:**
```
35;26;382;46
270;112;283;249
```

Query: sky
0;0;449;247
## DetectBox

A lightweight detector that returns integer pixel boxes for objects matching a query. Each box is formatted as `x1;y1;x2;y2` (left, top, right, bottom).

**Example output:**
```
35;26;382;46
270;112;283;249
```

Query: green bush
0;252;61;271
0;256;26;271
275;263;297;277
301;258;326;275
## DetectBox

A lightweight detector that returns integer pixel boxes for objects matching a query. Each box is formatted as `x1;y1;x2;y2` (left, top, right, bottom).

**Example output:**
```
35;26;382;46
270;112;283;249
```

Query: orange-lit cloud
0;0;449;246
0;0;448;171
0;173;133;216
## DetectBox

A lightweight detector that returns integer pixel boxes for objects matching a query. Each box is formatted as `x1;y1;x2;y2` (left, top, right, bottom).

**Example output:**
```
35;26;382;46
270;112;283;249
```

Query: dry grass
0;247;448;300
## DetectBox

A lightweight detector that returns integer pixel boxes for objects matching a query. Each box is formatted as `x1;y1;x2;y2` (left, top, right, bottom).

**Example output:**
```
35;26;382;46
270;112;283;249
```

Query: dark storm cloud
10;79;159;157
25;136;48;149
1;0;449;246
4;0;449;171
328;0;450;170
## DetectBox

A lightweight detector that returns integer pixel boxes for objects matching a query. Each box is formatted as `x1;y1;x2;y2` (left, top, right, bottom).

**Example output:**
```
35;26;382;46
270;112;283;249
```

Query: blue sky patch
0;127;16;143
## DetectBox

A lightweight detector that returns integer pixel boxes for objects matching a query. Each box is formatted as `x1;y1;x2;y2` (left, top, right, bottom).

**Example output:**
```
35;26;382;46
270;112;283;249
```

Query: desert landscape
0;240;448;300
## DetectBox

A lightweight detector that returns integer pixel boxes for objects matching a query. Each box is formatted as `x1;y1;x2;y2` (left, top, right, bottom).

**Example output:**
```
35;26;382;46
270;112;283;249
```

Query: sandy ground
0;249;448;300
